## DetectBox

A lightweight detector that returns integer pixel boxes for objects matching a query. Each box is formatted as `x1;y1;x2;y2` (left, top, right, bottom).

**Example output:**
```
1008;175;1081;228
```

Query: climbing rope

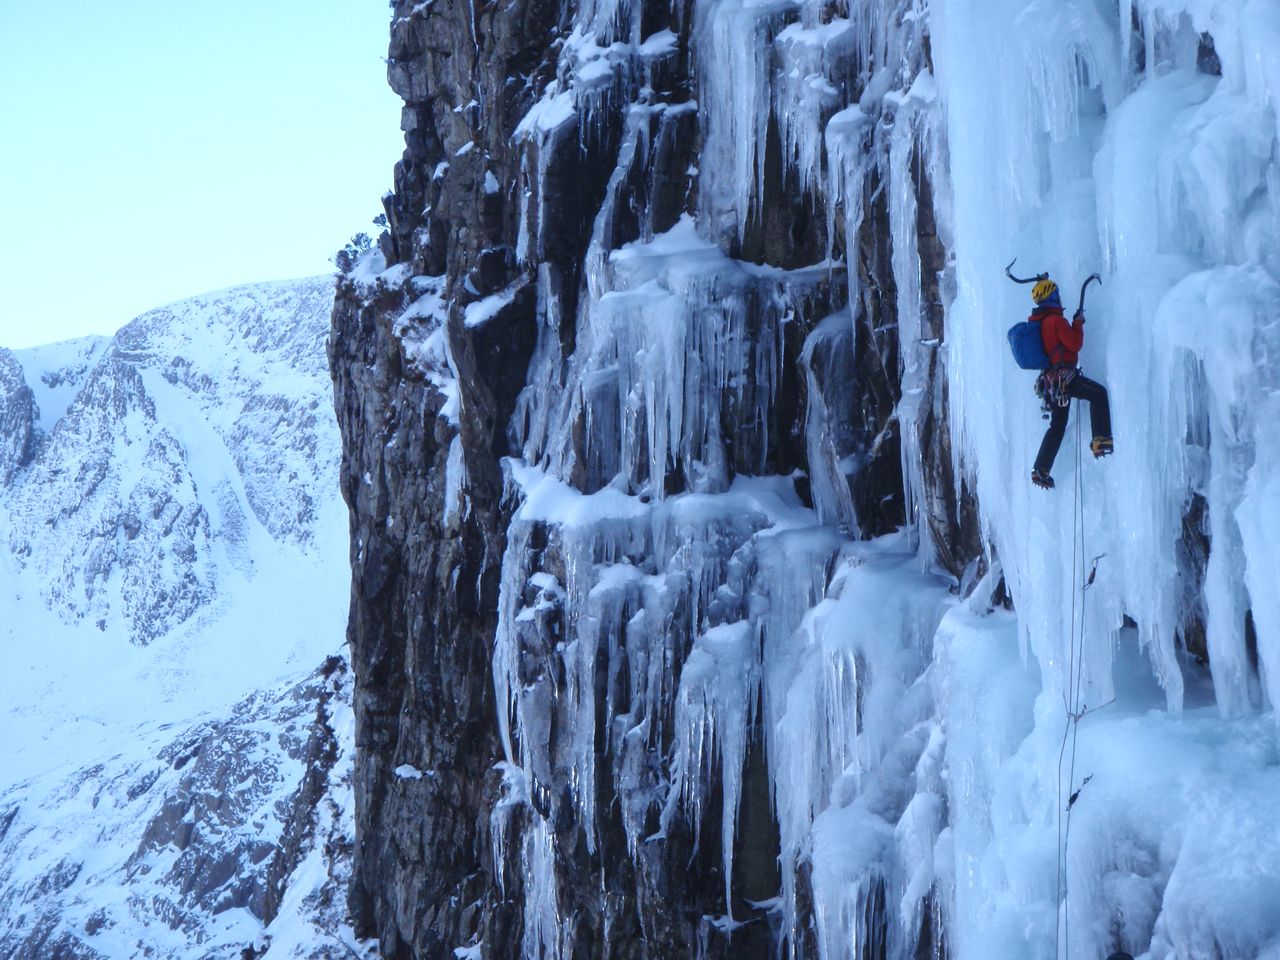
1051;405;1117;960
1054;403;1090;960
1004;262;1112;958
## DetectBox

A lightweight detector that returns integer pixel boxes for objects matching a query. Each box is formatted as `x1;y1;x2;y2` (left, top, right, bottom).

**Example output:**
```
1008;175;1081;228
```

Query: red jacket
1034;306;1084;365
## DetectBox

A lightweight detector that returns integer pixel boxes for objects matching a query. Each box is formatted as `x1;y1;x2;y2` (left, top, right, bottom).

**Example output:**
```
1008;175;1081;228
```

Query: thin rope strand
1065;405;1080;960
1054;401;1074;960
1064;401;1091;960
1056;400;1089;960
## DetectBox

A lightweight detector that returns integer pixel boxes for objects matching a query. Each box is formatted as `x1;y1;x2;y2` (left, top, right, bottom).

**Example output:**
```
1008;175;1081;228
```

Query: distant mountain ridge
0;277;362;959
1;276;338;644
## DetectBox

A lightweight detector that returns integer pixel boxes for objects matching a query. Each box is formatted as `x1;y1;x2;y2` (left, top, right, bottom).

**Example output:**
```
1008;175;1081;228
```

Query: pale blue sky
0;1;404;349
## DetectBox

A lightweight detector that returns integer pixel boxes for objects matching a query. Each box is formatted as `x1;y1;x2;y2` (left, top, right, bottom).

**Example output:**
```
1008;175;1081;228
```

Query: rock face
0;659;357;960
330;1;975;957
0;349;35;486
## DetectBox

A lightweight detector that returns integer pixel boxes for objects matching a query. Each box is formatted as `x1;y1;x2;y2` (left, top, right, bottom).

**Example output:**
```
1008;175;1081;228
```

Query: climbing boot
1031;468;1055;490
1091;436;1114;458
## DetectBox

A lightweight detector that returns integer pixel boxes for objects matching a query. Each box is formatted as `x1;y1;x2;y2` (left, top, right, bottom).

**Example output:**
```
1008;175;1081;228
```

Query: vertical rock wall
329;0;976;956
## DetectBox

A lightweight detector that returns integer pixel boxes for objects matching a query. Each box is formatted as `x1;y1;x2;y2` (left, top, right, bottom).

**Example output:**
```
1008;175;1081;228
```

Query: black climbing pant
1033;373;1111;475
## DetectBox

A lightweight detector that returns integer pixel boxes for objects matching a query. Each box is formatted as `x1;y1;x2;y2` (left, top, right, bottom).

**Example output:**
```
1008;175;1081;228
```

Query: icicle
825;104;871;311
662;620;756;917
801;311;861;532
524;814;565;960
1120;0;1134;83
767;547;949;959
694;0;794;241
886;79;931;563
775;18;858;199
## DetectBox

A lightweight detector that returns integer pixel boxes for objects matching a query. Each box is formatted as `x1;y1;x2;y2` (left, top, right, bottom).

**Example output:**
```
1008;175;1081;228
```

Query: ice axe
1007;259;1101;313
1005;258;1048;285
1076;273;1101;317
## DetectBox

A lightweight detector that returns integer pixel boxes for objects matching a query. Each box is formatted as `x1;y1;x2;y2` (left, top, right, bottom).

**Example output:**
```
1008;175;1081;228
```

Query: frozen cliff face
333;0;1280;958
0;279;361;958
333;0;967;955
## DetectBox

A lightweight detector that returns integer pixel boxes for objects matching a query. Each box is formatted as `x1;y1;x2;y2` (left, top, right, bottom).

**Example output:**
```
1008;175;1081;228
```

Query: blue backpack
1007;319;1049;370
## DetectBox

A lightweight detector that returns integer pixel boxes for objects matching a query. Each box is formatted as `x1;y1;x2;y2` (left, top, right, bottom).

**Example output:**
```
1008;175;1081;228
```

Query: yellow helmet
1032;278;1058;303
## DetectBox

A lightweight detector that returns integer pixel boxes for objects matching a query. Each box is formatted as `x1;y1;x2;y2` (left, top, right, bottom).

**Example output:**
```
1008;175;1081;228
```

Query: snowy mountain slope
14;335;110;435
0;278;364;958
331;0;1280;958
0;660;362;960
4;278;339;644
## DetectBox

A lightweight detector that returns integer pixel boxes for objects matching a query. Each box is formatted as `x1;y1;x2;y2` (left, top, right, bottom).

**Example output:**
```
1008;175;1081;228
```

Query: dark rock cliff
0;349;35;486
329;1;976;956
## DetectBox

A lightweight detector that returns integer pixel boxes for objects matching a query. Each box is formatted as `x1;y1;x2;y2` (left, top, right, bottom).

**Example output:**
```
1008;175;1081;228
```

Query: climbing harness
1036;366;1078;417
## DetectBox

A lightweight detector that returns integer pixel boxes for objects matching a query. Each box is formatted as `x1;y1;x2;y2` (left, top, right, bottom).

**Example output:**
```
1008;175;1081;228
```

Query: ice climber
1026;277;1112;490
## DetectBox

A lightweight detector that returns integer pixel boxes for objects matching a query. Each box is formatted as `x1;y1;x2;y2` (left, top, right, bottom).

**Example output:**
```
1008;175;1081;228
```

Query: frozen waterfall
406;0;1280;956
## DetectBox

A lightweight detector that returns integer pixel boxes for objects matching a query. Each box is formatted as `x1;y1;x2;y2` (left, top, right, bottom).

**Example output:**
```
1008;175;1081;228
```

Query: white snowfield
0;278;364;958
491;0;1280;958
